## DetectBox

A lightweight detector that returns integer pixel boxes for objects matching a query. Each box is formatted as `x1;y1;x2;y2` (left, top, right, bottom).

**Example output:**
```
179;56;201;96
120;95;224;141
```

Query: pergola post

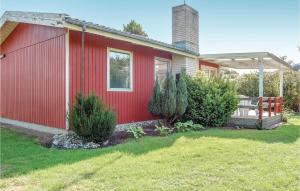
258;57;264;97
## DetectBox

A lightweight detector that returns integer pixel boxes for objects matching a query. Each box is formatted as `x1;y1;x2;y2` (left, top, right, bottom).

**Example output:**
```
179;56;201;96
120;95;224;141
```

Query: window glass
210;70;217;77
108;50;131;90
203;69;210;77
155;58;170;82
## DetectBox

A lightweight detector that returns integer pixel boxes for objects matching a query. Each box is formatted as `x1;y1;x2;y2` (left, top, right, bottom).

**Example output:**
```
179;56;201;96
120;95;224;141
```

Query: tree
280;56;294;65
123;20;148;37
236;71;300;112
148;78;161;116
220;68;239;79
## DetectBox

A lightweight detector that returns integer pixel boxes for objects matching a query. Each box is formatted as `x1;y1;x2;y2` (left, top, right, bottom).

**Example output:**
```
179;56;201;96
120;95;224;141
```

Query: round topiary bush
69;93;116;143
183;72;239;127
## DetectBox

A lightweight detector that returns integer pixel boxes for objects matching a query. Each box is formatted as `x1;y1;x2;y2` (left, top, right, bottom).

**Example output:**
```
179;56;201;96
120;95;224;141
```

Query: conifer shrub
148;70;188;124
175;71;188;117
148;78;162;116
161;73;177;119
69;93;116;143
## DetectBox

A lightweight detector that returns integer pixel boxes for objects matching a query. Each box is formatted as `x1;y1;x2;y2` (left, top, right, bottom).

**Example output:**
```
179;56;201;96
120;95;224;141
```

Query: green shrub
174;120;204;132
155;124;171;136
183;73;239;127
127;126;145;140
69;93;116;143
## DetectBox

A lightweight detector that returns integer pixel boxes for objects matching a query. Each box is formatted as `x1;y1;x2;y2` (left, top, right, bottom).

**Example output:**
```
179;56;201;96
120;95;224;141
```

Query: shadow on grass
1;116;299;179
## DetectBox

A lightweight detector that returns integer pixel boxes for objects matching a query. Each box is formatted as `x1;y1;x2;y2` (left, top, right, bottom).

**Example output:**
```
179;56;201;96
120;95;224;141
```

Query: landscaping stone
115;120;162;131
51;132;101;149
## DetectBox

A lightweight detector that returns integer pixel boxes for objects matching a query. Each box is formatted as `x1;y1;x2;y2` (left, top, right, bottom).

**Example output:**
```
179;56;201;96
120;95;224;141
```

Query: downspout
81;25;86;95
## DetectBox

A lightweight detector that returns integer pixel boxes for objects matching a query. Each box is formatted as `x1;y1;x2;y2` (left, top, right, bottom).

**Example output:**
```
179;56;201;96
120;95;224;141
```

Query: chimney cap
172;4;198;14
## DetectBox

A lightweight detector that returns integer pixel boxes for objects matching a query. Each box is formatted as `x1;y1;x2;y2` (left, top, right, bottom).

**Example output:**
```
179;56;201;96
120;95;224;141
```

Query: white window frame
154;57;171;80
107;47;133;92
201;65;218;78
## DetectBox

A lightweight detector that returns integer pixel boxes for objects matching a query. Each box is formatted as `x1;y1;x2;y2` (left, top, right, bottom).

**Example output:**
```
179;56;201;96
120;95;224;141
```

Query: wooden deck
228;114;282;129
228;96;283;129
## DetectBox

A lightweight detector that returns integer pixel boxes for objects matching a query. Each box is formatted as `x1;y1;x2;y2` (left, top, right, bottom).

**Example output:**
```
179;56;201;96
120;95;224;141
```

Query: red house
0;5;219;132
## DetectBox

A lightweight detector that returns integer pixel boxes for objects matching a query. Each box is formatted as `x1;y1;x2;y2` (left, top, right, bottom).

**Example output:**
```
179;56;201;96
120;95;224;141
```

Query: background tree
220;68;239;79
123;20;148;37
236;71;300;112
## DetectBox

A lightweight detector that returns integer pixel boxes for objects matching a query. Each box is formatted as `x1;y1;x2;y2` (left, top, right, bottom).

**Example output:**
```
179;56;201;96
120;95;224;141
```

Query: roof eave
64;19;199;58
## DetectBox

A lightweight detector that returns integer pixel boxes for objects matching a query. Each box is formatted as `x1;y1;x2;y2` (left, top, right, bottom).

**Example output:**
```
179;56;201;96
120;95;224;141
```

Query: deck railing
258;97;283;120
237;96;283;120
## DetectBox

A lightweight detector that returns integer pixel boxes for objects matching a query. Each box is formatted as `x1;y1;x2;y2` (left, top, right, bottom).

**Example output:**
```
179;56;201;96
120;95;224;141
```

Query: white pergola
201;52;292;97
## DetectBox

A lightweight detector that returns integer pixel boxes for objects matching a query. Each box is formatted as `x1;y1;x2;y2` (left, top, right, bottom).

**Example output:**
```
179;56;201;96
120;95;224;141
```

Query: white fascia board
64;23;198;59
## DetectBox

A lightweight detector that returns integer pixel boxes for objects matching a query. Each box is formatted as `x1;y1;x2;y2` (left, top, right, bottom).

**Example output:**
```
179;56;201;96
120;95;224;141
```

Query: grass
0;116;299;191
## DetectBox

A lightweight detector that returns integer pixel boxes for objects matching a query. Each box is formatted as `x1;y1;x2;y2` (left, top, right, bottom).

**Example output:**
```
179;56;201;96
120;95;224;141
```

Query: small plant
127;125;145;140
69;93;116;143
174;121;204;132
155;124;171;136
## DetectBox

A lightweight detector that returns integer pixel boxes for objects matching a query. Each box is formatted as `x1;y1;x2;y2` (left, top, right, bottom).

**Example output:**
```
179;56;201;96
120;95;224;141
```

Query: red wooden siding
199;60;220;68
0;24;66;128
69;30;172;124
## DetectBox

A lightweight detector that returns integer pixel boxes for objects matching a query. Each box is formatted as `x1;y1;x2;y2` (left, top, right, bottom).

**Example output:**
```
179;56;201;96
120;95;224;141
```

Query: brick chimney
172;4;199;53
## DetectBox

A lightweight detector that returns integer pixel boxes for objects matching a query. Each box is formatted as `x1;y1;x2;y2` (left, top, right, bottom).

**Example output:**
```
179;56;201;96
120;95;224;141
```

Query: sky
1;0;299;63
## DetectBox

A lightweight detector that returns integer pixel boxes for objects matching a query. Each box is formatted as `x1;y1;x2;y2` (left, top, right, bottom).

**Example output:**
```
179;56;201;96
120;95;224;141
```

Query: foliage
161;73;177;119
220;68;239;79
174;120;204;132
283;71;300;112
69;93;116;143
127;125;146;140
154;124;171;136
148;71;188;124
183;72;239;127
123;20;148;37
148;78;162;116
175;70;188;117
237;72;280;98
236;71;300;111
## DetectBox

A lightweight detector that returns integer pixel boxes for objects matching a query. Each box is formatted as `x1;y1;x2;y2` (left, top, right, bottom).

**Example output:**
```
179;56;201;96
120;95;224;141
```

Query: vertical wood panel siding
69;31;172;124
0;24;66;128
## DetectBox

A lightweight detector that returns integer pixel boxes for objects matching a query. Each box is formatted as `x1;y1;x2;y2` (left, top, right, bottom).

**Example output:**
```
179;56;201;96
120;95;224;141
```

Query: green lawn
1;116;299;191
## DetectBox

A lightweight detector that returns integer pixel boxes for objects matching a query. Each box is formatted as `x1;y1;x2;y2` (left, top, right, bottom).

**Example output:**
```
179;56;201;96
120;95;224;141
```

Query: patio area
201;52;292;129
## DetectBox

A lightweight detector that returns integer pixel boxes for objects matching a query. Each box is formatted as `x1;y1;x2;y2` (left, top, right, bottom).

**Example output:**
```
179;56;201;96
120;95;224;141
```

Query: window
107;48;132;91
155;57;171;82
210;70;217;77
203;68;218;78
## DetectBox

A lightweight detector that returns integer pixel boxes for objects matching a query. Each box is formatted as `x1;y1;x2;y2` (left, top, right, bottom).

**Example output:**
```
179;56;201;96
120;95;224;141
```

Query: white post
65;30;70;130
258;57;264;97
279;69;283;97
